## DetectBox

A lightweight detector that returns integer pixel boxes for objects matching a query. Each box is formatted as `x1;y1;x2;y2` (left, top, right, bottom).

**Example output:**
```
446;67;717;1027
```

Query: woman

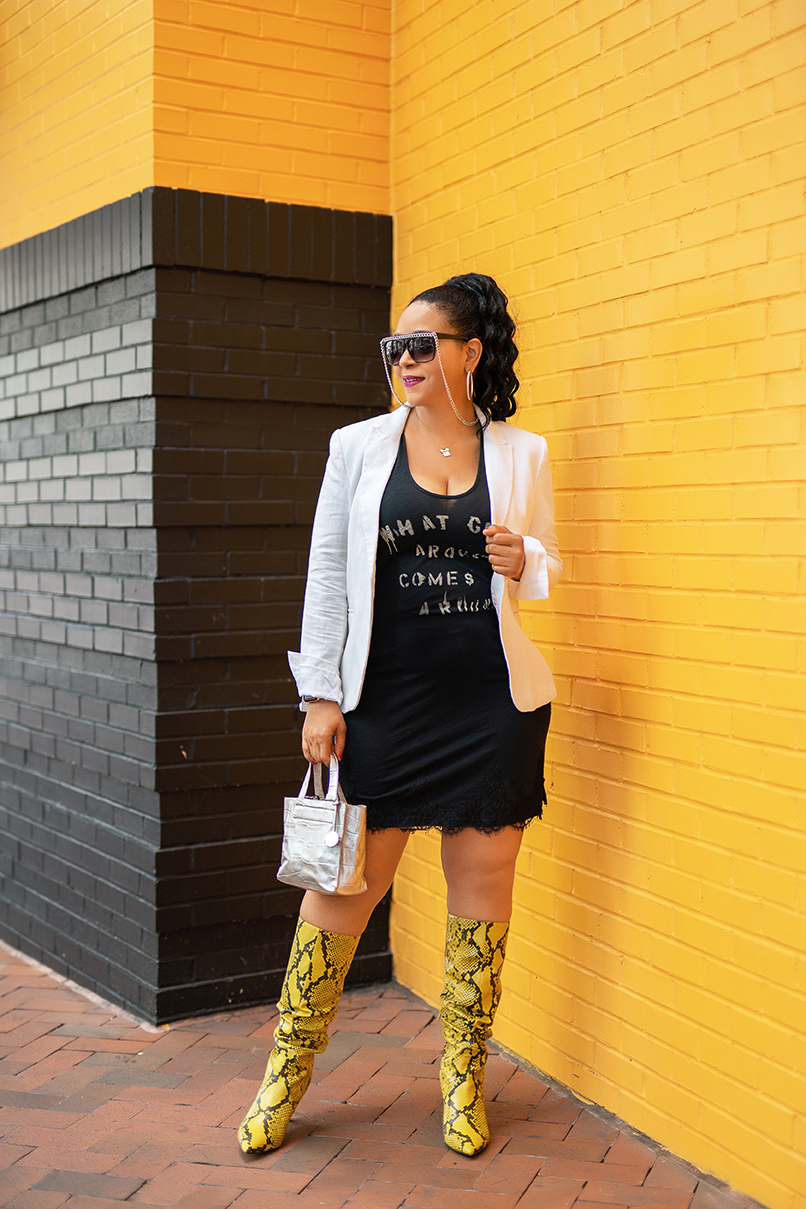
238;273;561;1158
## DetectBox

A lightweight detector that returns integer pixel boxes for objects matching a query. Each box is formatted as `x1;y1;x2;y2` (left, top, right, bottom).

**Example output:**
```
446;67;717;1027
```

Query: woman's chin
399;391;436;408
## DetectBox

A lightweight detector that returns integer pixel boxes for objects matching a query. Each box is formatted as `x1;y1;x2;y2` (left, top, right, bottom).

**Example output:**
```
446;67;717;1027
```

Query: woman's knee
441;828;522;882
300;886;379;936
300;828;408;936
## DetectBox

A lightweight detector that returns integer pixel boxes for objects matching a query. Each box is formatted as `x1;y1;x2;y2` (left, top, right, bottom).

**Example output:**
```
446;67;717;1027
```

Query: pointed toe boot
238;919;359;1154
439;914;509;1156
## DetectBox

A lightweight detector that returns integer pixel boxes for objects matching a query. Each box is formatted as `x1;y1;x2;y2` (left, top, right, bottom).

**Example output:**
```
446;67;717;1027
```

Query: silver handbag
277;756;367;896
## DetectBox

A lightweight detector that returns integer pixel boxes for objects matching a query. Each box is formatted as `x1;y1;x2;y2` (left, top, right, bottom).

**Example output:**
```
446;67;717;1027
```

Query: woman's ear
464;338;482;371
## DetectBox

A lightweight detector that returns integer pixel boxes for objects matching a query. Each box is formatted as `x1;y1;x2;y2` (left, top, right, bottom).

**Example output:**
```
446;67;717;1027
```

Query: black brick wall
0;189;393;1022
0;190;392;314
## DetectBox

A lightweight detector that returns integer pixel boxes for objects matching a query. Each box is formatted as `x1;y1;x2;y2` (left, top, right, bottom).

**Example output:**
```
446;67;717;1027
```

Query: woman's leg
238;828;409;1154
301;827;411;935
437;827;523;1156
441;825;523;921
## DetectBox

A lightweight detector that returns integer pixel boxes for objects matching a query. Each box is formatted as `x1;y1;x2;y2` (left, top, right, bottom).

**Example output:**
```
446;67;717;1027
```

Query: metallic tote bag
277;756;367;896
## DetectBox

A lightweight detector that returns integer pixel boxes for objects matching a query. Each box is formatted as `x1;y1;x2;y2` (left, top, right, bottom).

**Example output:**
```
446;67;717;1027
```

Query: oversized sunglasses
380;331;466;366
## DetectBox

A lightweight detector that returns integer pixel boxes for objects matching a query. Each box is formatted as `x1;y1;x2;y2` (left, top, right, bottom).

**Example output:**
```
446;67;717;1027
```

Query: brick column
0;189;393;1021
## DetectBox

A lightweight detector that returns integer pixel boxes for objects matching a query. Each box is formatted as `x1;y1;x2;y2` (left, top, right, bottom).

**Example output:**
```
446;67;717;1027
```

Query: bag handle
306;754;341;802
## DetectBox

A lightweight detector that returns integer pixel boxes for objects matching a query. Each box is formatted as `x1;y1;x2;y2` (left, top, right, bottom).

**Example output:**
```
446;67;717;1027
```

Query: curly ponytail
408;273;519;424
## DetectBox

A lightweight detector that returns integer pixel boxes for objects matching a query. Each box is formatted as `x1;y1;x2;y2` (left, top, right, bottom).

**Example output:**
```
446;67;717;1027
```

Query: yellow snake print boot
439;914;509;1156
238;918;360;1154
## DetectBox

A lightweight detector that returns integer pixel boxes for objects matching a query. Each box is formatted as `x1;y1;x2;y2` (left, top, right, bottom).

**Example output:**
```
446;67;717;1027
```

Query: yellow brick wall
0;0;154;247
388;5;805;1209
152;0;390;212
1;1;389;249
3;2;804;1203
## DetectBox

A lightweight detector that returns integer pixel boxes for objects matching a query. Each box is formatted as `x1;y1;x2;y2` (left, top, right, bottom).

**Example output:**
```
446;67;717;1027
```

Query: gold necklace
412;410;478;457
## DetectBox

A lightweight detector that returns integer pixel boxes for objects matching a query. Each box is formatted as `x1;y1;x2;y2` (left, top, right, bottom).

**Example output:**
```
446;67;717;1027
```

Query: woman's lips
402;376;424;386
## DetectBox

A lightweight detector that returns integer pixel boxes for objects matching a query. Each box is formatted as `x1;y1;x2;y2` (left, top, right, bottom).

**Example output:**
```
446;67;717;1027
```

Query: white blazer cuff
287;651;343;705
508;536;550;601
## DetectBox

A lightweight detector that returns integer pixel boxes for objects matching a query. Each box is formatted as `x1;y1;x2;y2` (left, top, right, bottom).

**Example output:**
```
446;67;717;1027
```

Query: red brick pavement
0;941;764;1209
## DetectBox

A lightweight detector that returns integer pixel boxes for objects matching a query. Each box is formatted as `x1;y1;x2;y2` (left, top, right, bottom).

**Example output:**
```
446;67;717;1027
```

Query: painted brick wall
0;278;160;1012
153;0;390;214
149;252;393;1017
388;5;805;1208
1;2;390;249
1;189;394;1021
0;0;153;248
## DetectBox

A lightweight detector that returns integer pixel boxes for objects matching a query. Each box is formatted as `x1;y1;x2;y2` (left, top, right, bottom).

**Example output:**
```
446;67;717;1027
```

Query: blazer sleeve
287;429;349;705
507;435;562;602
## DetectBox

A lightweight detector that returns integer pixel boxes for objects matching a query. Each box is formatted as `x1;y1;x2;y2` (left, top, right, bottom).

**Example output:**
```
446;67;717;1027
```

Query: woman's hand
302;700;347;765
484;525;526;580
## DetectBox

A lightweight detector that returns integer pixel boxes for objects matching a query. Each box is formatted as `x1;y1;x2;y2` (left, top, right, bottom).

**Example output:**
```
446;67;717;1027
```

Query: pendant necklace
414;410;477;457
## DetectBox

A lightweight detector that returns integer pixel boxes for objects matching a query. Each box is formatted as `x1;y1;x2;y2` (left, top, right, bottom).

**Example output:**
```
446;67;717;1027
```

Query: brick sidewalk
0;941;762;1209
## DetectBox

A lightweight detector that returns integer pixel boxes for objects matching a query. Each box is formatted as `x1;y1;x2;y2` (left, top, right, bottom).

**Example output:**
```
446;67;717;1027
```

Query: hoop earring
466;372;475;402
434;343;478;427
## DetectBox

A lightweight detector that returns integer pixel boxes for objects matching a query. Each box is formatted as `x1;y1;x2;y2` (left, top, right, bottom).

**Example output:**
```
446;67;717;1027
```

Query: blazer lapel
355;406;408;569
482;420;514;527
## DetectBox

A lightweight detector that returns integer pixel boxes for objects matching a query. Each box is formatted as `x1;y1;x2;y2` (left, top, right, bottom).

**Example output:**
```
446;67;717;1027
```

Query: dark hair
408;272;519;423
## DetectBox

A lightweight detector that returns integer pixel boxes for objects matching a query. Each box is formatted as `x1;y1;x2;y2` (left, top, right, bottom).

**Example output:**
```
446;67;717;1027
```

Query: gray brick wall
0;272;155;421
0;394;159;1013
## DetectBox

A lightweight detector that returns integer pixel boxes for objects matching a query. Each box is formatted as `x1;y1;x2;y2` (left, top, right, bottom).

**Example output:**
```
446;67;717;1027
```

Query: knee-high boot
238;918;360;1154
439;914;509;1156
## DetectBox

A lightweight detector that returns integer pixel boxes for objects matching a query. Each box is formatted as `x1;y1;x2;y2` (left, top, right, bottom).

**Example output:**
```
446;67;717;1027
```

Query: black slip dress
339;433;551;834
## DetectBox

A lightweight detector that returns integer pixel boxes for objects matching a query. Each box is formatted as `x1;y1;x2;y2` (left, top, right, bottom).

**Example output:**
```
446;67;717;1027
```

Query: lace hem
367;810;543;836
364;773;546;836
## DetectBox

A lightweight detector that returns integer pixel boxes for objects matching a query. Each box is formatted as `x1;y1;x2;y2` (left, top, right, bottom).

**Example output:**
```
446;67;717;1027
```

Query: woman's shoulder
335;409;399;437
487;419;548;455
330;409;404;455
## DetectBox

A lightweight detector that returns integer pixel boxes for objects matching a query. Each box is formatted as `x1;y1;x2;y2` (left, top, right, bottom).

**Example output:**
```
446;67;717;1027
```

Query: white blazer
288;405;562;713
